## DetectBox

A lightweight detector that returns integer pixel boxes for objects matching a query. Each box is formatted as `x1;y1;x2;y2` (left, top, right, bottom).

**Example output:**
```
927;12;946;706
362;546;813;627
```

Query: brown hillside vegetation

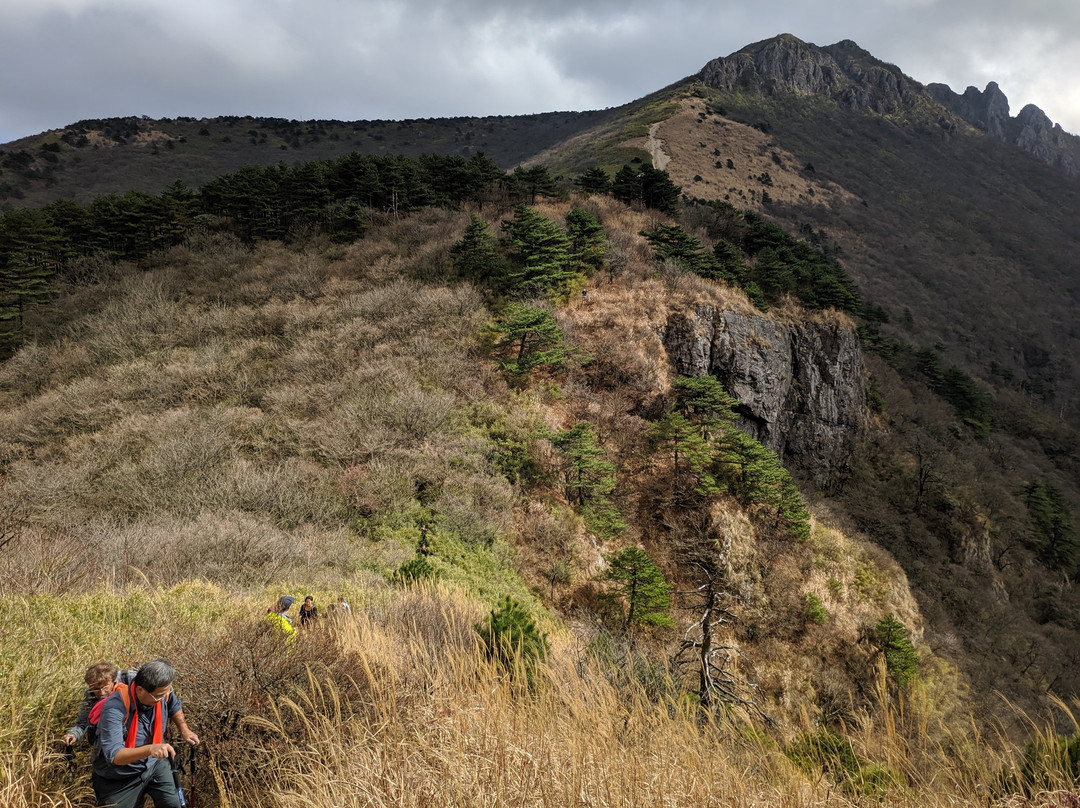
626;96;859;212
2;197;1078;805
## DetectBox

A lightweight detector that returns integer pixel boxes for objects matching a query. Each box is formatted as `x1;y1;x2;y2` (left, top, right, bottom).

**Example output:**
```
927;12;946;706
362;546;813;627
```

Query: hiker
62;661;138;747
417;524;430;556
298;595;318;627
92;657;199;808
266;595;298;641
337;596;352;616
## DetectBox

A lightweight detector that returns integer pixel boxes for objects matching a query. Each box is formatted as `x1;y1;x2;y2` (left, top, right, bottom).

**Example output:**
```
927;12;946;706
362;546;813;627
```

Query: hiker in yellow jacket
265;595;298;641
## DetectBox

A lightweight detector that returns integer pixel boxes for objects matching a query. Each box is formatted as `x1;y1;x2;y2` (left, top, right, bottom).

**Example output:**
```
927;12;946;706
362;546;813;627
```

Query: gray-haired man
92;658;199;808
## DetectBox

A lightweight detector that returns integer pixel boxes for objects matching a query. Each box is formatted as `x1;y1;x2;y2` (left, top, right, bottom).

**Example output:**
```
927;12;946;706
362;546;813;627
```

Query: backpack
88;681;165;747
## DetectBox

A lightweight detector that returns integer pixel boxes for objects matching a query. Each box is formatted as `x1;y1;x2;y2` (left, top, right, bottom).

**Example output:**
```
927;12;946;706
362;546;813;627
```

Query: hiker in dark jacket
62;661;138;747
299;595;319;627
92;657;199;808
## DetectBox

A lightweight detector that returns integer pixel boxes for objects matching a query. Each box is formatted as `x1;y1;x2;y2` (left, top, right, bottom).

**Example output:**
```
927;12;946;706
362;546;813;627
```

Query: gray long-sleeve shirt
92;684;183;780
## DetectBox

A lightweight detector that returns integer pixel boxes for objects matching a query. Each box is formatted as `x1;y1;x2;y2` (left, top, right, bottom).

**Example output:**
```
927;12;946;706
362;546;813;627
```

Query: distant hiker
92;657;199;808
266;595;298;641
62;661;138;747
417;524;430;556
298;596;319;627
337;596;352;616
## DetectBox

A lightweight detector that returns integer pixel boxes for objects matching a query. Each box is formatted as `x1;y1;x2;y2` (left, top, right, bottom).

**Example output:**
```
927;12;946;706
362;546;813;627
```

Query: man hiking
92;657;199;808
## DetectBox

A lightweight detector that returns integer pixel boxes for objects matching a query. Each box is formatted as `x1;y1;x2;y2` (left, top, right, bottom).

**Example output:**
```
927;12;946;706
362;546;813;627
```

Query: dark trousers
93;758;181;808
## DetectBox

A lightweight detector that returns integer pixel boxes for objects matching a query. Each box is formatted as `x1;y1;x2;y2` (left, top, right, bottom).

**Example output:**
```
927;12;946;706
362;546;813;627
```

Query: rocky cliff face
662;305;865;490
697;35;917;117
928;82;1080;177
697;34;1080;178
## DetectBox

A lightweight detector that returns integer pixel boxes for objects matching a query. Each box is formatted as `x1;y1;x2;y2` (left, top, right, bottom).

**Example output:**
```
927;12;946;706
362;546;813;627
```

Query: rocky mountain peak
697;35;916;116
698;35;1080;177
928;81;1080;176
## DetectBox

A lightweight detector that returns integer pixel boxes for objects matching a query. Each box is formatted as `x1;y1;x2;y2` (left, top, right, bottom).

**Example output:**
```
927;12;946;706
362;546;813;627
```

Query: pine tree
451;214;502;282
512;165;559;203
0;208;60;349
500;205;577;296
639;165;682;216
716;427;810;540
671;376;738;437
611;164;643;206
552;422;616;507
874;613;918;687
575;166;611;195
491;302;571;376
652;412;718;498
564;207;606;273
612;165;682;215
1022;479;1079;572
641;224;731;281
601;546;674;633
475;596;549;685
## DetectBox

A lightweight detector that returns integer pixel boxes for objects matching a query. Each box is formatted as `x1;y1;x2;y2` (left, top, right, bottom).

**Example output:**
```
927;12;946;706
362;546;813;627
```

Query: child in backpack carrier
62;661;138;747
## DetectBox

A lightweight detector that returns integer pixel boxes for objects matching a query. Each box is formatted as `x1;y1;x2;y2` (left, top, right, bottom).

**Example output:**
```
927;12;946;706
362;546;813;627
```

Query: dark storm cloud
2;0;1078;144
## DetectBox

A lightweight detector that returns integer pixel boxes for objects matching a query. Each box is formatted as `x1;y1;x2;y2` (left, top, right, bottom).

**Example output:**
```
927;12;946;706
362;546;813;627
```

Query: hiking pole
187;744;198;808
62;741;76;783
171;749;187;807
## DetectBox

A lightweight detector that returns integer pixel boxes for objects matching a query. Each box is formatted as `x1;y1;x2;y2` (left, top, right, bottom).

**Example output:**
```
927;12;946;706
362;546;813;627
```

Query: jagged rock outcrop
1013;104;1080;176
926;82;1080;177
662;305;865;489
698;35;1080;177
697;35;917;117
926;81;1011;138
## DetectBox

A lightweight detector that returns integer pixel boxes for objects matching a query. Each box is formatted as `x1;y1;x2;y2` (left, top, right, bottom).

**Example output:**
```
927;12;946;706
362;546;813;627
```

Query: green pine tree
601;546;674;633
874;613;918;688
512;165;559;203
652;411;719;498
564;207;606;274
491;302;571;377
500;205;578;296
475;596;549;685
1022;479;1079;572
716;428;810;540
575;166;611;195
552;422;616;507
451;214;503;282
671;376;738;437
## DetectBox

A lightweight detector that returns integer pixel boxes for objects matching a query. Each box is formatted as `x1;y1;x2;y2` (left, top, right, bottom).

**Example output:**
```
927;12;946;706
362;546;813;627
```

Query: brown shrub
164;616;382;800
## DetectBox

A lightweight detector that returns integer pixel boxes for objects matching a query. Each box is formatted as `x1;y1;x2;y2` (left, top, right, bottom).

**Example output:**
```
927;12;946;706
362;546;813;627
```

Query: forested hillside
2;142;1078;805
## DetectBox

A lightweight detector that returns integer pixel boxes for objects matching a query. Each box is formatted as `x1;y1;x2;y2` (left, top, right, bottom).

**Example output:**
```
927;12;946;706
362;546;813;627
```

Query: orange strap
117;682;163;748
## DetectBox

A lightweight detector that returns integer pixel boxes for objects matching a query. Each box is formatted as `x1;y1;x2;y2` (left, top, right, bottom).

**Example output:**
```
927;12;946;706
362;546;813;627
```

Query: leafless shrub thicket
0;215;515;589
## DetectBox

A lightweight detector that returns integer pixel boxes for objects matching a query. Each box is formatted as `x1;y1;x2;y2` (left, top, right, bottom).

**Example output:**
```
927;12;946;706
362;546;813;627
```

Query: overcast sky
2;0;1079;145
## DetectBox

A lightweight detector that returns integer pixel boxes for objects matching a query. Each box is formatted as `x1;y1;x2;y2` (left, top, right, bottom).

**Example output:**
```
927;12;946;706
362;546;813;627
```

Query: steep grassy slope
524;79;1080;710
10;197;1065;805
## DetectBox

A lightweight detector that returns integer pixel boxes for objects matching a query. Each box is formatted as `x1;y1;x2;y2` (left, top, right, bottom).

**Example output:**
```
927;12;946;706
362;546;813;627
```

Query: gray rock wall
663;305;865;489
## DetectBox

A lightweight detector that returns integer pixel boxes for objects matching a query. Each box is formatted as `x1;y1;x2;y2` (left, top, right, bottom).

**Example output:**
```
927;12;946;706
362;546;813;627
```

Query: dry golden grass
1;514;1076;808
625;96;859;213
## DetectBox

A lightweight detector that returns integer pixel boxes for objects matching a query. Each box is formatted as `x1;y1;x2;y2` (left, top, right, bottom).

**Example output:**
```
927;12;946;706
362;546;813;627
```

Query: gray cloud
2;0;1078;144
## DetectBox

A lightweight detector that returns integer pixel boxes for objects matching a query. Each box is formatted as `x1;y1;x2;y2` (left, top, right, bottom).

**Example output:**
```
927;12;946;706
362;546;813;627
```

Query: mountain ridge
2;35;1078;210
697;34;1080;175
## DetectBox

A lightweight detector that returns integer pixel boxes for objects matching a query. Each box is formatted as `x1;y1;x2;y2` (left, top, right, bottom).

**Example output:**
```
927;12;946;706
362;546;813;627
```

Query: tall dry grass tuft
224;584;820;808
2;580;1077;807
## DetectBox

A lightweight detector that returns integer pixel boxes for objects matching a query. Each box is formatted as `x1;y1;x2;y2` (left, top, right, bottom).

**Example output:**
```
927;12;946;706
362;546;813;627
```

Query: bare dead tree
669;511;769;723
